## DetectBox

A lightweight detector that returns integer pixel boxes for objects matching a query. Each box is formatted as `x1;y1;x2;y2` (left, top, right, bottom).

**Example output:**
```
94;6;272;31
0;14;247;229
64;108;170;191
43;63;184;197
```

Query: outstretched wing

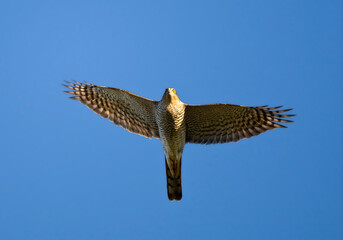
64;81;160;138
185;104;294;144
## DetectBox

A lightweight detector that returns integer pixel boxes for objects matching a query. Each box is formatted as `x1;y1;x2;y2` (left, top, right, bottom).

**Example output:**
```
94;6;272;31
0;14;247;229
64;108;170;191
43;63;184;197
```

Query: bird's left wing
64;81;160;138
185;104;294;144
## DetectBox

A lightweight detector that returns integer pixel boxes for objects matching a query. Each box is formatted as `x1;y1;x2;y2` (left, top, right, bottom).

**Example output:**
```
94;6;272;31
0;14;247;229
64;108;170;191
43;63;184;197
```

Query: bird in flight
64;81;294;201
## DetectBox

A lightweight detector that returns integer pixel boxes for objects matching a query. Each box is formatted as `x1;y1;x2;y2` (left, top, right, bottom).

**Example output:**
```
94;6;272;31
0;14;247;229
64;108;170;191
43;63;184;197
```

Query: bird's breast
156;103;186;153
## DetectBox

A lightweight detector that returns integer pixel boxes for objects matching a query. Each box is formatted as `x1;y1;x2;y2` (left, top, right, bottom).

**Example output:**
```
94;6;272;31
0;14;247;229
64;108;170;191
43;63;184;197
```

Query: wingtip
64;90;78;95
283;119;295;123
69;96;81;100
84;81;95;86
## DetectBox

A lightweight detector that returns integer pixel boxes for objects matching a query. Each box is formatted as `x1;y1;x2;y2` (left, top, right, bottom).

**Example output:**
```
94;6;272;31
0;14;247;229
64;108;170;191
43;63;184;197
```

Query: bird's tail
165;157;182;201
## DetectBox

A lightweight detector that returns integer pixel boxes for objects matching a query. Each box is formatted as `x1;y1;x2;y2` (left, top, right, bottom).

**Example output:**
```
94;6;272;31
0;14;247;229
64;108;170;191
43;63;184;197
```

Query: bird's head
162;88;181;104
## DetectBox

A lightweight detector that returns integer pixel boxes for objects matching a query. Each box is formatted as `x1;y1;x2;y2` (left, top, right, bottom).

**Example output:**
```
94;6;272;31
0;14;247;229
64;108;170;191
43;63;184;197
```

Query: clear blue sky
1;1;342;239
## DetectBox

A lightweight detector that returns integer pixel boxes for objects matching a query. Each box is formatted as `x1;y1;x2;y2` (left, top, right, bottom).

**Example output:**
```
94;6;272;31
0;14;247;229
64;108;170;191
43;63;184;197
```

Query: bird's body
156;89;186;200
64;81;294;201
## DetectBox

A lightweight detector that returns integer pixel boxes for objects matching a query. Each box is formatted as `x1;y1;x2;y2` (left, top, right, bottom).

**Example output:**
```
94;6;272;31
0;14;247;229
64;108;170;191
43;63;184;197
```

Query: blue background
1;1;342;239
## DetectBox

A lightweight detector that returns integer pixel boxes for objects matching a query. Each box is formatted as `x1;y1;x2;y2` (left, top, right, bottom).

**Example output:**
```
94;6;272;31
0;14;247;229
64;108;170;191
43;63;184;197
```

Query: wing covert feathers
185;104;295;144
64;81;160;138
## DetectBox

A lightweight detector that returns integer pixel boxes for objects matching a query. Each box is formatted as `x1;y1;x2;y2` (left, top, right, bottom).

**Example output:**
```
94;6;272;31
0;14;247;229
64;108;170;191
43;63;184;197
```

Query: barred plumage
64;81;159;138
185;104;294;144
64;81;295;201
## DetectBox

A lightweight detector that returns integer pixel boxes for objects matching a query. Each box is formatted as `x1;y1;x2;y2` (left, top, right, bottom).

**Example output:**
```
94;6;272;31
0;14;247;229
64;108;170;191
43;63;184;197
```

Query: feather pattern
64;81;160;138
64;82;295;201
185;104;295;144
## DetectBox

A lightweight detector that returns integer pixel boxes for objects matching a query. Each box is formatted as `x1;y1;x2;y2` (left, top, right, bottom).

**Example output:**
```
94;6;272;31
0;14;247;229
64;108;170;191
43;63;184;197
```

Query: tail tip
168;192;182;201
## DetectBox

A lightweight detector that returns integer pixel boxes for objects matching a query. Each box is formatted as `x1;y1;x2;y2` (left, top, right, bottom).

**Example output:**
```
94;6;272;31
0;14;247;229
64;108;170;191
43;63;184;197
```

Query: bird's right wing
64;81;160;138
185;104;294;144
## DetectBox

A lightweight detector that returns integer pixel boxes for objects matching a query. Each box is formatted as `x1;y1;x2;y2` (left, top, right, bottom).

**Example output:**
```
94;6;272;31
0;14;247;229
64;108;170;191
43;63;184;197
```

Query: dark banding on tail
165;157;182;201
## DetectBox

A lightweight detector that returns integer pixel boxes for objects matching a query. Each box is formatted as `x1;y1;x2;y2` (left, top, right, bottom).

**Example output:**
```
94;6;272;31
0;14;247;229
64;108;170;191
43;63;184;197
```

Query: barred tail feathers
165;157;182;201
